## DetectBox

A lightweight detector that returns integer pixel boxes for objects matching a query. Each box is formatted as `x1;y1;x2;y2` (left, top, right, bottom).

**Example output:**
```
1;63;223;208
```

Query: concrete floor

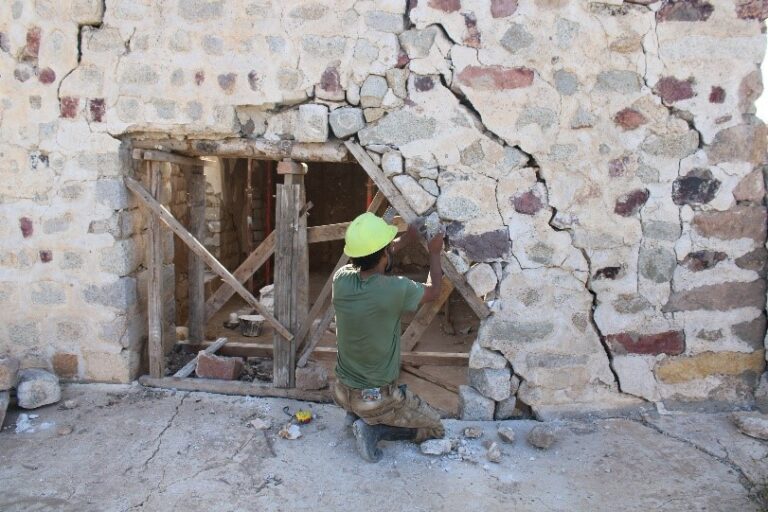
0;384;765;512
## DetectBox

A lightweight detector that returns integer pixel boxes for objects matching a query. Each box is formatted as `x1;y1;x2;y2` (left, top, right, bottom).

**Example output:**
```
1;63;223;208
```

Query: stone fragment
664;280;766;313
413;76;434;92
497;427;515;444
0;391;8;428
500;23;533;54
614;108;647;130
494;395;518;420
733;169;765;203
735;248;768;275
358;110;436;146
732;412;768;440
364;108;386;123
459;385;495;420
347;82;360;105
706;123;767;166
486;442;502;463
196;353;243;380
329;107;365;139
419;178;438;196
420;438;453;455
469;367;511;401
296;104;329;143
429;0;461;12
469;344;508;370
554;70;578;96
570;107;596;129
466;263;498;297
364;11;405;33
360;75;388;108
639;246;676;283
709;86;726;103
692;206;767;242
295;362;328;390
612;356;659;402
381;151;403;177
641;132;699;159
0;356;20;390
654;76;695;104
672;169;720;206
17;369;61;409
656;0;714;22
386;68;408;99
463;426;483;439
606;331;685;356
456;66;534;90
681;251;726;272
527;425;556;449
737;1;768;20
316;66;344;101
756;373;768;412
399;27;437;59
491;0;518;17
642;221;681;242
392;175;436;215
614;189;649;217
732;314;766;349
656;351;765;384
595;70;642;94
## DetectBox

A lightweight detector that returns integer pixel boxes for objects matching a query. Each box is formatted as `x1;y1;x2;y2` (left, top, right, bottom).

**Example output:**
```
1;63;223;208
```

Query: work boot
375;425;419;442
352;419;383;462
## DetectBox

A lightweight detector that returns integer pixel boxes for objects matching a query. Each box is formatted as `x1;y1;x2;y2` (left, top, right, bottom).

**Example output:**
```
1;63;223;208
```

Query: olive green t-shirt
333;264;424;389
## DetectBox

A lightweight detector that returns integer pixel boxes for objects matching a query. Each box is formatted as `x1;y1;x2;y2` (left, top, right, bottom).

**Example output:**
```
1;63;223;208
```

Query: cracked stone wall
1;0;767;417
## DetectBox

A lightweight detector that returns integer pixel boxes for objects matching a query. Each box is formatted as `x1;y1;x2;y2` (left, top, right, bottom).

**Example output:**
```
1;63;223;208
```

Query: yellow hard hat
343;212;398;257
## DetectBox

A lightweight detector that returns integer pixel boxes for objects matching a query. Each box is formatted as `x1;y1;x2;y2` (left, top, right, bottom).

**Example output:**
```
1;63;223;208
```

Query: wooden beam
187;166;206;342
132;148;210;168
293;191;387;361
173;337;228;378
177;340;469;367
401;365;458;393
273;184;301;387
401;277;454;352
307;218;405;244
125;176;294;341
131;138;354;163
139;375;333;402
147;161;164;378
345;141;491;320
296;304;335;368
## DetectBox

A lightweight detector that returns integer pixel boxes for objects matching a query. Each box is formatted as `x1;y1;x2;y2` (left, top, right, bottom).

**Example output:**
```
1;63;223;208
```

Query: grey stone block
296;104;329;143
83;277;137;309
30;282;66;305
95;179;131;210
17;368;61;409
364;11;405;33
358;110;437;146
0;356;20;390
0;391;8;429
178;0;223;21
459;385;495;420
469;344;508;370
329;107;365;139
295;363;328;391
469;367;512;401
360;75;388;108
399;27;437;59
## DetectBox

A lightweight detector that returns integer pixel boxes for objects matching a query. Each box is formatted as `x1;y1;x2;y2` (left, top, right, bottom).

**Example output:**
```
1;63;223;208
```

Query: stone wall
1;0;767;416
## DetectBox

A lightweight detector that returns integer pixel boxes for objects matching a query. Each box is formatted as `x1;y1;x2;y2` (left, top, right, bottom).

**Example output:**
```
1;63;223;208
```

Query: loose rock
463;426;483;439
17;368;61;409
196;353;244;381
62;399;78;410
0;391;8;429
486;442;502;463
420;438;453;455
295;362;328;390
527;425;557;449
732;411;768;440
497;427;516;444
0;355;20;390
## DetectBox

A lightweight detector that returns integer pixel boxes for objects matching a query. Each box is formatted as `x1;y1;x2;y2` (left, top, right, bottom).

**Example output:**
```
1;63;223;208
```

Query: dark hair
350;247;386;271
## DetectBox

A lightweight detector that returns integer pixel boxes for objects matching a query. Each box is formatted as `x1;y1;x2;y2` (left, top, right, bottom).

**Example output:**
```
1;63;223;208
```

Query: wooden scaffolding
128;139;490;401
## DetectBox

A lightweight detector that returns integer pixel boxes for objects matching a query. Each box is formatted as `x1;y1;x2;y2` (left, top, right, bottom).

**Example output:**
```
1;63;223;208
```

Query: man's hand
427;230;444;255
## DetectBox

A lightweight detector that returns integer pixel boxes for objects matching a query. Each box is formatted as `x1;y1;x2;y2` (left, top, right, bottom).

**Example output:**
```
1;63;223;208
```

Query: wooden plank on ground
401;277;454;352
177;340;469;366
139;375;333;402
125;176;293;341
204;231;275;322
133;148;210;168
293;191;387;359
401;365;459;393
345;141;491;320
147;161;164;378
173;337;228;378
273;183;301;388
187;166;206;342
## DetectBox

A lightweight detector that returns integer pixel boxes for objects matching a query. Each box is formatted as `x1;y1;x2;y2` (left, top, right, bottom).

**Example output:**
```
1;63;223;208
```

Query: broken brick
217;73;237;93
613;108;647;130
681;250;727;272
609;156;631;177
38;67;56;85
39;250;53;263
491;0;518;17
692;206;767;242
462;12;481;48
614;189;649;217
606;330;686;356
709;86;726;104
60;96;79;118
672;169;720;206
663;280;767;313
414;76;434;92
19;217;33;238
319;66;340;94
429;0;461;12
512;191;543;215
88;98;106;123
196;353;244;380
656;0;714;22
194;70;205;85
654;76;695;104
457;65;534;90
21;26;41;62
594;266;621;280
53;353;79;379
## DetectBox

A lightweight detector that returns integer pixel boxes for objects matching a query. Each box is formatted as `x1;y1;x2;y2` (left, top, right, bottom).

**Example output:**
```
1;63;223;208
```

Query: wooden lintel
277;160;308;175
139;375;333;402
345;141;491;320
125;176;294;341
177;340;470;367
132;148;209;168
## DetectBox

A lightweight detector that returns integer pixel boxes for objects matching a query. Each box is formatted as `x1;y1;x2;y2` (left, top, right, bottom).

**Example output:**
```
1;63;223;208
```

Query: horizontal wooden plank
402;365;458;393
139;375;333;402
177;340;469;367
132;149;210;168
132;138;354;162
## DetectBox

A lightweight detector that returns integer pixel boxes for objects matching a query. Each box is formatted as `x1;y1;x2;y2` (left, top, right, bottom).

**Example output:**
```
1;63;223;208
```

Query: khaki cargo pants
334;381;445;443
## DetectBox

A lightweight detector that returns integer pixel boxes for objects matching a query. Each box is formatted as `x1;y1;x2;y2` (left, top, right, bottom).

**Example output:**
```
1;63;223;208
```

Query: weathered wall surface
1;0;767;417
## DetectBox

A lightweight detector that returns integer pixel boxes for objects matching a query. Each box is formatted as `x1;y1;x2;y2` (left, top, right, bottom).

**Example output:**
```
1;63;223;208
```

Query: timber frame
128;137;490;399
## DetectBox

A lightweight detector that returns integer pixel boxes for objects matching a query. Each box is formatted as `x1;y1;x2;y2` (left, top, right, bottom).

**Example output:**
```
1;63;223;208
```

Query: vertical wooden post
281;162;309;326
187;166;206;343
148;161;165;378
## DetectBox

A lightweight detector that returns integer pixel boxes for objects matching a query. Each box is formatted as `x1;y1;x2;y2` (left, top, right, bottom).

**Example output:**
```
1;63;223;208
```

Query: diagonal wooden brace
125;176;294;341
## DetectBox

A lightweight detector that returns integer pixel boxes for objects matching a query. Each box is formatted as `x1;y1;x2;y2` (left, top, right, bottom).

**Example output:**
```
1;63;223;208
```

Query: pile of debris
1;355;62;429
